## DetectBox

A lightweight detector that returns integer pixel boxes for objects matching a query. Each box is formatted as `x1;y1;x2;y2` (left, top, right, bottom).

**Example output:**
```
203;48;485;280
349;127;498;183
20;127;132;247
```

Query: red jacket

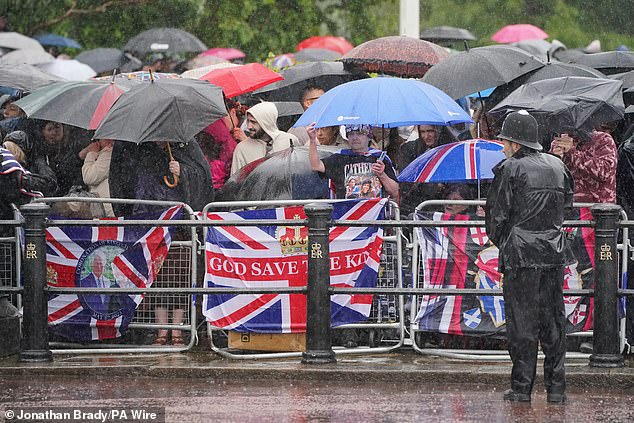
560;131;617;204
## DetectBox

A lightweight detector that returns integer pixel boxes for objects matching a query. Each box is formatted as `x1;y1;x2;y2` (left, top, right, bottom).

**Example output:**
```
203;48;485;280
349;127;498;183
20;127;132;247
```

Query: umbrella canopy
124;27;207;56
75;48;142;74
489;76;625;138
0;49;54;65
14;80;130;130
420;26;476;42
296;36;354;55
398;139;505;183
180;62;239;79
37;59;96;81
199;63;283;98
93;71;181;87
221;145;336;201
0;63;65;91
491;24;548;44
611;70;634;90
273;101;304;117
294;48;341;62
199;47;245;61
250;61;367;102
571;51;634;75
421;45;544;100
94;78;226;144
33;33;81;49
511;39;551;62
341;35;449;78
293;77;473;128
522;61;605;84
0;32;44;51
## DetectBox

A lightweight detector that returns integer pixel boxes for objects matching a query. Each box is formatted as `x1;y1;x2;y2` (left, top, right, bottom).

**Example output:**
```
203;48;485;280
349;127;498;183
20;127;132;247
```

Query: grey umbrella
124;27;207;56
249;61;367;102
75;48;142;74
0;49;54;65
420;26;476;42
421;45;544;99
571;51;634;75
294;48;341;62
0;32;44;51
0;63;65;91
93;78;226;144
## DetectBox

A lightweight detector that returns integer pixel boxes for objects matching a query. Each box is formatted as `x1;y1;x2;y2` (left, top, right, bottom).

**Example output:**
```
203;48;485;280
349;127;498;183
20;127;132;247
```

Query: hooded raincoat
231;102;298;175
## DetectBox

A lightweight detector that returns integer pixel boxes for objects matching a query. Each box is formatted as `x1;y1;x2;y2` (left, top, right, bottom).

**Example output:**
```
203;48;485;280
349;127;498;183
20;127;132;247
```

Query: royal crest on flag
46;206;182;341
203;199;386;333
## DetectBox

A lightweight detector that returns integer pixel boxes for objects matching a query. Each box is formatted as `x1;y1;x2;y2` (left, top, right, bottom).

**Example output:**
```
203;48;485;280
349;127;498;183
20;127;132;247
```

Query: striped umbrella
398;139;505;184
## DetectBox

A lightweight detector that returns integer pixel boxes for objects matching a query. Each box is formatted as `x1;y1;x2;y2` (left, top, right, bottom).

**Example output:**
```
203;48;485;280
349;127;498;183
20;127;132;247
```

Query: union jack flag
46;206;182;341
203;199;386;333
0;147;42;197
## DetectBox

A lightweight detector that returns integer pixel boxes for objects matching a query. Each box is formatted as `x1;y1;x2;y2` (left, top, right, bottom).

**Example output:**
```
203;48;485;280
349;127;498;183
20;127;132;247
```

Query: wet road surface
2;375;633;422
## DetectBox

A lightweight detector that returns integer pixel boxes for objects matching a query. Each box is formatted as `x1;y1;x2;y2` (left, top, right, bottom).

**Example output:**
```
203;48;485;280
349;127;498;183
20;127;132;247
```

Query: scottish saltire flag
0;147;42;197
203;199;386;333
46;206;182;341
414;210;595;336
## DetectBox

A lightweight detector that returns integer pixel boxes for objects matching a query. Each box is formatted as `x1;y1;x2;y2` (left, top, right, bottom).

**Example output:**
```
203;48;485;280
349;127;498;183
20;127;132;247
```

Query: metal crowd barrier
408;200;628;362
201;199;405;359
32;197;199;354
0;205;23;305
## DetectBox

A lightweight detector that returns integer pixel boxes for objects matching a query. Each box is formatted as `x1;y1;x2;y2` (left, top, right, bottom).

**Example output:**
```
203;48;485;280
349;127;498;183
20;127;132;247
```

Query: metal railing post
20;202;53;362
302;203;335;364
589;203;624;368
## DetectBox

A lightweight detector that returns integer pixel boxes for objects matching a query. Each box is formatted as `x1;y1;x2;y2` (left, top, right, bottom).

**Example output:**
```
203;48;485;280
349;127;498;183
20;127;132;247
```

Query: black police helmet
497;110;542;151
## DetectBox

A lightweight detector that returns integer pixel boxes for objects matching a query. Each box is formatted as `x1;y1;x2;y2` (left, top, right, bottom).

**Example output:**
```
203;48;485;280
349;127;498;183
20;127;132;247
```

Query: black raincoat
485;147;574;398
485;148;574;271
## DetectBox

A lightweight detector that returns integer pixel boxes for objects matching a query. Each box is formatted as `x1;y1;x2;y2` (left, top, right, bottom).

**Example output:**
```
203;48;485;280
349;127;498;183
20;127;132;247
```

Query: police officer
485;110;574;404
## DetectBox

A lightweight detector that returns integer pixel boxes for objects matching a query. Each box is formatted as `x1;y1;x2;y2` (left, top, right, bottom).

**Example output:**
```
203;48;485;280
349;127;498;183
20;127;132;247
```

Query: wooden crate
228;331;306;352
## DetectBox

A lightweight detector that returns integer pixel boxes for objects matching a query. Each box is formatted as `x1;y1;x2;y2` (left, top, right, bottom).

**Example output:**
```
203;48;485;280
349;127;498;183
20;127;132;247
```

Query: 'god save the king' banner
203;199;387;333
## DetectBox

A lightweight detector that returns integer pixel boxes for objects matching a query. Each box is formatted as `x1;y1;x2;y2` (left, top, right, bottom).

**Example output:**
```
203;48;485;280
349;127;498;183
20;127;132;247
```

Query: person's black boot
547;392;567;404
503;389;531;402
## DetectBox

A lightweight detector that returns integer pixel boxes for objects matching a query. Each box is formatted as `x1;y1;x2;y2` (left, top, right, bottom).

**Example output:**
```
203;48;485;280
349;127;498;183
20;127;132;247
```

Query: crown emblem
276;214;308;255
600;243;611;252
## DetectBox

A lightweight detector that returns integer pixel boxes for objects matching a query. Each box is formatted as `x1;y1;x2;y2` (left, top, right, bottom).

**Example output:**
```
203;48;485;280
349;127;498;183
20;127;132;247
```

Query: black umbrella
220;145;336;201
0;63;64;91
422;45;544;99
75;48;142;74
123;27;207;56
489;76;625;140
93;78;226;144
571;51;634;75
420;26;476;42
294;48;341;62
249;61;367;102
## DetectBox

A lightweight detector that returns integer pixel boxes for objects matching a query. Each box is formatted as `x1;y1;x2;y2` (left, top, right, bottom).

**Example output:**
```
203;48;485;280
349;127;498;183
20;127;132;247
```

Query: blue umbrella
34;33;81;49
292;76;473;128
398;139;505;183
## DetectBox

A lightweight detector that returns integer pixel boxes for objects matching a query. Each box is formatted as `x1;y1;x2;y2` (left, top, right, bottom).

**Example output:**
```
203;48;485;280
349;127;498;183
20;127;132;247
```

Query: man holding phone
308;123;398;200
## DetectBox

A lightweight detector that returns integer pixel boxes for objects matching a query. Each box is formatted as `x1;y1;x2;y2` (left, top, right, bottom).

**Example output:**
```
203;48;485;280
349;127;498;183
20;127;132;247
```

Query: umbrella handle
163;143;179;188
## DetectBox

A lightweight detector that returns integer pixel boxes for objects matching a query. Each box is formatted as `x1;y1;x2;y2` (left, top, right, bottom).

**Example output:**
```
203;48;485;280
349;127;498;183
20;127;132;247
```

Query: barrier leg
589;203;624;368
20;202;53;362
302;203;336;364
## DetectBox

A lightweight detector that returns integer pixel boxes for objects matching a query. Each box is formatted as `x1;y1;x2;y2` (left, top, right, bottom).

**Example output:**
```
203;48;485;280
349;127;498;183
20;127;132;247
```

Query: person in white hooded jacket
230;102;298;175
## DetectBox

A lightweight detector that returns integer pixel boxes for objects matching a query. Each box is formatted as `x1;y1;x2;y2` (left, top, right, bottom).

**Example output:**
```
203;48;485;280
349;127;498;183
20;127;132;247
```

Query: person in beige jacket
80;139;114;217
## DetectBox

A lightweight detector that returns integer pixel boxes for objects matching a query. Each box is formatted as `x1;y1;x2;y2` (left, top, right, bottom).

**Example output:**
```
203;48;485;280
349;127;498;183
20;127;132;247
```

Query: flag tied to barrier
46;206;182;341
203;199;387;333
414;210;595;335
0;147;42;197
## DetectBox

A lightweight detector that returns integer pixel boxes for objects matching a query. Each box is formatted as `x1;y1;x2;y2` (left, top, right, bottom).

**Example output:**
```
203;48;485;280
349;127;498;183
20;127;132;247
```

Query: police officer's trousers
503;266;566;396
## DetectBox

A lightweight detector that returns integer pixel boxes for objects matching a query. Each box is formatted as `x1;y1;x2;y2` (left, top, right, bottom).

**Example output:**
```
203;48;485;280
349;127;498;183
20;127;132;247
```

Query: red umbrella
491;24;548;44
199;47;246;61
341;36;449;78
296;36;354;55
199;63;283;98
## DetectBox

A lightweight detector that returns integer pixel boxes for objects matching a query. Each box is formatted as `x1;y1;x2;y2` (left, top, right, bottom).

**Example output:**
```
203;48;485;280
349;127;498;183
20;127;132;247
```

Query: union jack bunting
0;147;42;197
414;210;595;336
203;199;387;333
46;206;182;341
